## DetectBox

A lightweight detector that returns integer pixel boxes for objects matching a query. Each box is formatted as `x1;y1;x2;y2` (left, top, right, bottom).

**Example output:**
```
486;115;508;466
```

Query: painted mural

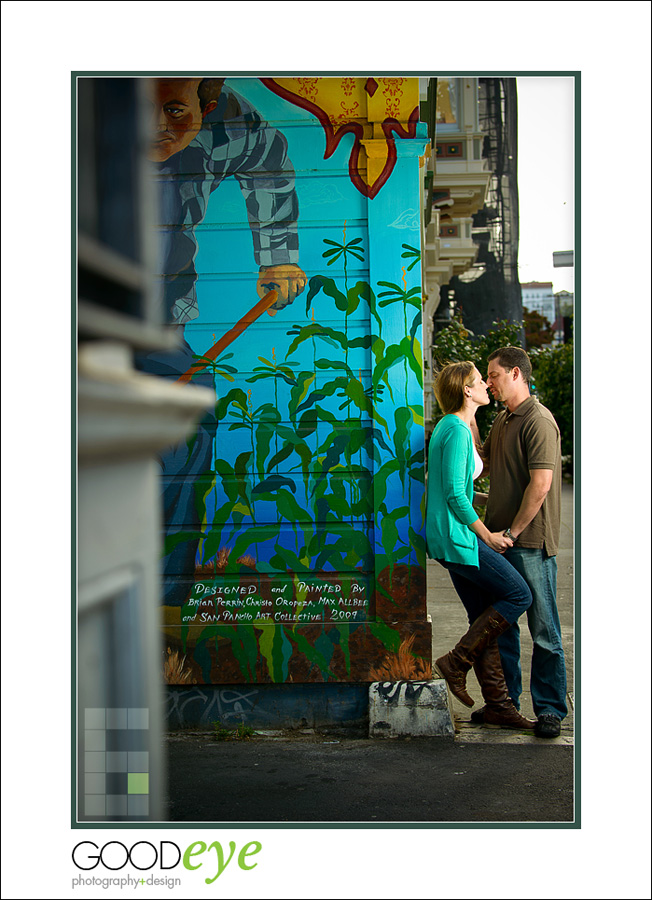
138;76;431;684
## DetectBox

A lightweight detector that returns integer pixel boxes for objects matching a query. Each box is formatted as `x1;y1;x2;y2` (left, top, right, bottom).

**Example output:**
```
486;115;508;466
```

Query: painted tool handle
177;289;278;384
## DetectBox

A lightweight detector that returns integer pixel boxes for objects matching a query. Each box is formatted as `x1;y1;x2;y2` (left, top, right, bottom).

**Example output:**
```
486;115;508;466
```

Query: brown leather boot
435;607;511;707
473;640;536;729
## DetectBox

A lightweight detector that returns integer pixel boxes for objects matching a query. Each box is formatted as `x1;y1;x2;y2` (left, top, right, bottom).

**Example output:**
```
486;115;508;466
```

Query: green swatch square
128;773;149;794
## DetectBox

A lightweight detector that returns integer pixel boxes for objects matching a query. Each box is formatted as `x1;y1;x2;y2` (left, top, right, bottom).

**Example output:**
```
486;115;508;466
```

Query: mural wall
139;76;431;685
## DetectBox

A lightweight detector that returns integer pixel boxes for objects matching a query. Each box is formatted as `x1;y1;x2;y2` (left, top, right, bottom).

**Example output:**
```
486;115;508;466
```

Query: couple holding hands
427;347;568;739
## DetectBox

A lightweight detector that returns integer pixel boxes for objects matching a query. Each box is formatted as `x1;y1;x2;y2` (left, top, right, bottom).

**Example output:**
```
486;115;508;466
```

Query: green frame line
71;70;581;830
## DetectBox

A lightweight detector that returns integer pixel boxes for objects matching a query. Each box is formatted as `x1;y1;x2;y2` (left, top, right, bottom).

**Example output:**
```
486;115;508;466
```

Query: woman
427;361;535;729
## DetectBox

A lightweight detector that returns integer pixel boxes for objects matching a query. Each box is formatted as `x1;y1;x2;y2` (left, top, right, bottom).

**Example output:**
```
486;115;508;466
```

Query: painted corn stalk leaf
141;76;430;683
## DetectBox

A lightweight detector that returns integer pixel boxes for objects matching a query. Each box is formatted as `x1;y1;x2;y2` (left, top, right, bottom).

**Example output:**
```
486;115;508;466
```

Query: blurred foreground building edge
76;78;213;822
76;76;526;820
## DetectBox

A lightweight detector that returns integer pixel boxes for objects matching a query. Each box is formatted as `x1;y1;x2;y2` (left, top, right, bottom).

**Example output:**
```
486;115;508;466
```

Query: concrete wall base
368;680;455;738
166;683;369;730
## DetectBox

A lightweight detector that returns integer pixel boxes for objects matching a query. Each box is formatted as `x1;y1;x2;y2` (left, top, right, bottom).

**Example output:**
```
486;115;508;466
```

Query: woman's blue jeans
497;548;568;720
437;540;532;627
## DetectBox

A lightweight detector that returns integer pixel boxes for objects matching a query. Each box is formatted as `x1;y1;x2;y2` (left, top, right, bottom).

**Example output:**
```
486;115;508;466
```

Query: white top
456;416;484;481
472;444;483;481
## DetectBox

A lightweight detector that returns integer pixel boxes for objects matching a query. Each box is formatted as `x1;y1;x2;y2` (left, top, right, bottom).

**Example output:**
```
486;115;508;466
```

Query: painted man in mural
147;77;306;322
138;77;307;606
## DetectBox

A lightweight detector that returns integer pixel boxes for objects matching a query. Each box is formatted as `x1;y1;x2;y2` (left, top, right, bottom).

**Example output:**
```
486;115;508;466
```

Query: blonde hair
434;361;477;414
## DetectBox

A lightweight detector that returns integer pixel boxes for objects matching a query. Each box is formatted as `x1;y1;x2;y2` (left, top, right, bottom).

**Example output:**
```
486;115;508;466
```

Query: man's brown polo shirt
483;396;562;556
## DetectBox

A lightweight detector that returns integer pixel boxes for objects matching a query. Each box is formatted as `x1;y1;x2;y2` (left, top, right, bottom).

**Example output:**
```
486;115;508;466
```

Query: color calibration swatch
83;708;149;819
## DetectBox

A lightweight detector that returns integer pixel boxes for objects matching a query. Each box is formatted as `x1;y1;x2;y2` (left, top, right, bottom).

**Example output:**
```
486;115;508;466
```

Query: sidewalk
427;482;575;745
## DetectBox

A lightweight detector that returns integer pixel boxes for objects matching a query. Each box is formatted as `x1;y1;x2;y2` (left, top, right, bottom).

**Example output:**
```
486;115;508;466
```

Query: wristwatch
503;528;516;541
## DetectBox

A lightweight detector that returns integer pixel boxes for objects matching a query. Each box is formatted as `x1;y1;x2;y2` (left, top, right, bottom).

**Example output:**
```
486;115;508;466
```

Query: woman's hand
485;531;514;554
469;519;514;554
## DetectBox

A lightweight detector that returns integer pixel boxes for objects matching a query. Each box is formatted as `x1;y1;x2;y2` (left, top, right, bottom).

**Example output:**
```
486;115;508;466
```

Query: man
474;346;568;739
137;77;307;605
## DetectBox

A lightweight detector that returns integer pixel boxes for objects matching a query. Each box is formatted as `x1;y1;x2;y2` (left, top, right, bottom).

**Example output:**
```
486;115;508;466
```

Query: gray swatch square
85;752;106;773
106;794;128;816
128;751;149;772
106;751;127;772
85;730;106;751
84;794;106;816
85;708;105;729
106;708;128;729
128;708;149;730
106;772;128;794
127;795;149;816
84;773;106;794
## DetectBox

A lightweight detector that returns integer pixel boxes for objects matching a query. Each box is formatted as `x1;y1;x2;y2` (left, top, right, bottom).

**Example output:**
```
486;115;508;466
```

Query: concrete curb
368;679;455;738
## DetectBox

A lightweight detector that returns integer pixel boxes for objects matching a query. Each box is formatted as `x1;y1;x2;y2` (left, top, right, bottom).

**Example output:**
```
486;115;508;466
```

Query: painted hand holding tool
177;289;278;384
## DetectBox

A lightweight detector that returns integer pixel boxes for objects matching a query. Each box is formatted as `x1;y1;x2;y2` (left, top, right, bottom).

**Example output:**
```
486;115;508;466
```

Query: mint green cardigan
426;414;480;567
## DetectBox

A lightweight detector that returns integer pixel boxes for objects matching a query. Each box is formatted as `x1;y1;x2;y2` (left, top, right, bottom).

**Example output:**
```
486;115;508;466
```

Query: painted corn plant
203;230;425;573
169;227;427;683
149;76;432;685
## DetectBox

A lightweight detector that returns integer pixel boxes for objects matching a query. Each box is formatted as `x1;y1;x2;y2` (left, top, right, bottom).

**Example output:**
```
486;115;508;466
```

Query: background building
422;76;523;432
521;281;556;325
554;288;574;343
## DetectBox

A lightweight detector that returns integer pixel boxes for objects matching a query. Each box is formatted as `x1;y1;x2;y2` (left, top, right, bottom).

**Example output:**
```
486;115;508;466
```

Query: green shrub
431;316;573;467
431;316;476;367
432;316;523;439
531;342;574;462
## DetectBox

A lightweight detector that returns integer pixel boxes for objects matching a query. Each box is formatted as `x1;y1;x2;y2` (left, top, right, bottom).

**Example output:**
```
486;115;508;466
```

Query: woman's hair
434;361;477;414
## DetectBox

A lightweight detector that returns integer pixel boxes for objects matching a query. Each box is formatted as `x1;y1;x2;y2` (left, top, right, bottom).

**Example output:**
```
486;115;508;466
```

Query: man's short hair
198;78;225;112
487;346;532;385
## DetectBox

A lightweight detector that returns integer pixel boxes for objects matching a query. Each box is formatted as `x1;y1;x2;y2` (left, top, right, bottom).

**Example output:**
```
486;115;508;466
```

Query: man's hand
257;264;307;313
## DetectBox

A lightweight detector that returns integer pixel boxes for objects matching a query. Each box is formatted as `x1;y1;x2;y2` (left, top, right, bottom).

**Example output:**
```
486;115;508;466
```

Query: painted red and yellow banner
261;77;420;198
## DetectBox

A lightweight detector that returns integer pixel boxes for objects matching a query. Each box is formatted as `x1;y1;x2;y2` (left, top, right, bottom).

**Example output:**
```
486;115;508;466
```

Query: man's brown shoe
483;706;537;729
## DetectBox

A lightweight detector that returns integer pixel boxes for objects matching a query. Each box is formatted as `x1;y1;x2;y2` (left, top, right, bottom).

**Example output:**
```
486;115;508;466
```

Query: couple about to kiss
426;347;567;740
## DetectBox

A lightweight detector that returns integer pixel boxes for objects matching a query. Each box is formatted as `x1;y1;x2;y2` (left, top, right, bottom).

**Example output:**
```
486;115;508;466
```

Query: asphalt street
165;731;573;824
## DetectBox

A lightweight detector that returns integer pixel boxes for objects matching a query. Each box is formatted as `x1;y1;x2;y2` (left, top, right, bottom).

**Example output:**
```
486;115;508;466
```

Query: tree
531;342;574;465
523;306;554;349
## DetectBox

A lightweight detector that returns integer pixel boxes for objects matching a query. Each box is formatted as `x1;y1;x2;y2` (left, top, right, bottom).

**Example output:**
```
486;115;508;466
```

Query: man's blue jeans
498;548;568;720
